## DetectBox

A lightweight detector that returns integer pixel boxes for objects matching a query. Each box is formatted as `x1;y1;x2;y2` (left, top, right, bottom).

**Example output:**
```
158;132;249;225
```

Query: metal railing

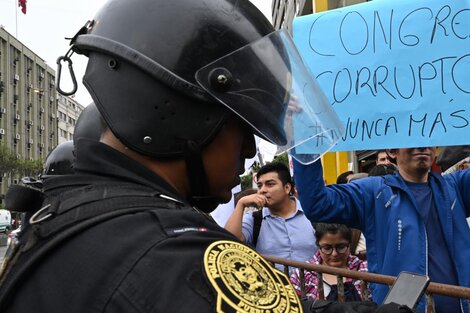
264;255;470;313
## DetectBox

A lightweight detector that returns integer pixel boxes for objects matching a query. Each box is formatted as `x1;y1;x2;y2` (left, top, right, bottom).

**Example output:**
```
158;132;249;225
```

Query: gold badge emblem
204;240;302;313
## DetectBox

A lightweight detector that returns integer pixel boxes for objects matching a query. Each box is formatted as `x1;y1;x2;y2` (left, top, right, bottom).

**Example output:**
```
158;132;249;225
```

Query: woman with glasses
290;223;370;301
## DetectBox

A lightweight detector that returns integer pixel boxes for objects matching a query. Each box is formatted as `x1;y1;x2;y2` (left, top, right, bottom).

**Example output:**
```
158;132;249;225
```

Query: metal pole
257;147;265;167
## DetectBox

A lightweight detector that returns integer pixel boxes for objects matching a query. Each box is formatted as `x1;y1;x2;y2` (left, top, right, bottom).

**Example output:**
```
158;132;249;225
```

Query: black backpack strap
32;183;183;238
252;209;263;248
0;182;185;311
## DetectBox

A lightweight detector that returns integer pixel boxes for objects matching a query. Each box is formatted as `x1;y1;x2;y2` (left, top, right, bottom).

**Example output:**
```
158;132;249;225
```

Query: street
0;245;5;255
0;244;7;267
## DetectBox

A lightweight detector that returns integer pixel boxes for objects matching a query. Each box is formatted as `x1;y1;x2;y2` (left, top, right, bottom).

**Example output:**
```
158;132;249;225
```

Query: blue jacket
293;159;470;313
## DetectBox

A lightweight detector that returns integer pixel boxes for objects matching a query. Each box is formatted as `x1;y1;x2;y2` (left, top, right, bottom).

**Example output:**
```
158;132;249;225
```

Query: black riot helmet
42;141;75;179
58;0;343;209
73;102;102;147
67;0;289;158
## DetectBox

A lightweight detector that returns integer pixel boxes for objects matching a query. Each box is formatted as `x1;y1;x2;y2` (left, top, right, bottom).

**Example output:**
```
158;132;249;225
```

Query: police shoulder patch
203;240;303;313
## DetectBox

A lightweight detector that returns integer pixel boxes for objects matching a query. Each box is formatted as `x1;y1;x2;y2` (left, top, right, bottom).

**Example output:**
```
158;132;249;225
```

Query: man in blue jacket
293;147;470;313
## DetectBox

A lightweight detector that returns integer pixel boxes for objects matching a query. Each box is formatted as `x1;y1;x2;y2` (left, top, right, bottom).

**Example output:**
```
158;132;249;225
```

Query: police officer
3;107;100;255
42;141;75;178
1;140;75;274
3;140;75;222
72;102;102;145
0;0;342;311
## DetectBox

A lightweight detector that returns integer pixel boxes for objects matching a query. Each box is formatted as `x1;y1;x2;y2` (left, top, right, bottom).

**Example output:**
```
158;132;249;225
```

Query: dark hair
314;223;352;246
376;149;387;160
256;162;292;186
383;149;398;165
376;150;398;165
368;164;397;176
336;171;353;184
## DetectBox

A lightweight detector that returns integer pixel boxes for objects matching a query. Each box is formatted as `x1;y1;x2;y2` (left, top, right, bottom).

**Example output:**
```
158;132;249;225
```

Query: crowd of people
5;139;468;313
293;148;470;313
221;146;470;313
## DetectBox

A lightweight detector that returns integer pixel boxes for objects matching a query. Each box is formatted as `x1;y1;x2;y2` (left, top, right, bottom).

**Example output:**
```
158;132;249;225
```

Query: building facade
57;94;84;144
0;27;57;157
0;27;83;203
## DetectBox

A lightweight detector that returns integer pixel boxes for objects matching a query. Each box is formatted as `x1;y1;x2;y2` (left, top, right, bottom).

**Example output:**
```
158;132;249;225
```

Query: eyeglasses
319;243;350;255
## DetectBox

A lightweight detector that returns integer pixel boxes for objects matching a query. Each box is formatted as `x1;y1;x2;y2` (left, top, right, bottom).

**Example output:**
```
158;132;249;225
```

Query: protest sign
293;0;470;151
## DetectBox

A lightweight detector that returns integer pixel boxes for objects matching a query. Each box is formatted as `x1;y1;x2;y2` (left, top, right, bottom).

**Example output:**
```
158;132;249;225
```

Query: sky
0;0;272;106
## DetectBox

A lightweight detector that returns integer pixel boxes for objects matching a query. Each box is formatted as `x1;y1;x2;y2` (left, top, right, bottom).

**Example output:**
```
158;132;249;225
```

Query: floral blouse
289;251;371;300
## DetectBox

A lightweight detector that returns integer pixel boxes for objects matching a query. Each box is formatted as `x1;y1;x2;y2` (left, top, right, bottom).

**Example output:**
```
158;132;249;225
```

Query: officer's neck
100;128;190;198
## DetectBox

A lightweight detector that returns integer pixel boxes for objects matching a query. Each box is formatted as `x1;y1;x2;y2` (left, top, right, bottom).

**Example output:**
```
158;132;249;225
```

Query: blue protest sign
293;0;470;151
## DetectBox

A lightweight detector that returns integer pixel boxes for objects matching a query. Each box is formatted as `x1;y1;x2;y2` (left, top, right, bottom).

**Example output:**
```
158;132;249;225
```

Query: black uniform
4;140;301;313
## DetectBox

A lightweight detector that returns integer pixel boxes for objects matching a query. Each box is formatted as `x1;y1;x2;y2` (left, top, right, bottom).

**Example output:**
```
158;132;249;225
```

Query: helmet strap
184;141;221;212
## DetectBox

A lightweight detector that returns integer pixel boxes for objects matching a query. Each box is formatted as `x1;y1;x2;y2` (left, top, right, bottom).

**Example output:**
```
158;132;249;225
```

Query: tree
0;144;19;179
251;161;261;173
273;152;289;168
241;173;253;191
15;159;43;178
0;144;44;184
240;153;291;191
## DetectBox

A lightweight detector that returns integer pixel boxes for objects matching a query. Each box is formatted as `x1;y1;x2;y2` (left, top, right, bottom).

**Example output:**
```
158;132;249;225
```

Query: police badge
204;240;303;313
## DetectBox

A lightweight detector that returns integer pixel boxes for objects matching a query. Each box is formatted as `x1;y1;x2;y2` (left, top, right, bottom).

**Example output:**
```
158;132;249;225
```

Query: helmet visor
196;29;344;165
